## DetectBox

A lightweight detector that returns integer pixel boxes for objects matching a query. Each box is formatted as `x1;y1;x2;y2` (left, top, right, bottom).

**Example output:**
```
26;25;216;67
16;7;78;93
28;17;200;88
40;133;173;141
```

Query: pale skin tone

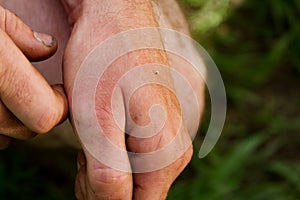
0;5;68;148
0;0;205;199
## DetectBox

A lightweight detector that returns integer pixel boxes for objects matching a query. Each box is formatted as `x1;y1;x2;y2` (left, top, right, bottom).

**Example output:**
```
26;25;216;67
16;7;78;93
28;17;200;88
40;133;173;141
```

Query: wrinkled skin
0;0;205;199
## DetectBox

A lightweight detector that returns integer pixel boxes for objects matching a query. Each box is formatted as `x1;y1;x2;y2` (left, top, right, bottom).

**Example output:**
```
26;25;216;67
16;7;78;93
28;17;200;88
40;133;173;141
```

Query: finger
126;85;193;200
132;146;193;200
0;135;12;150
77;150;132;199
0;29;68;134
0;100;36;140
76;86;132;199
0;6;57;61
0;85;67;140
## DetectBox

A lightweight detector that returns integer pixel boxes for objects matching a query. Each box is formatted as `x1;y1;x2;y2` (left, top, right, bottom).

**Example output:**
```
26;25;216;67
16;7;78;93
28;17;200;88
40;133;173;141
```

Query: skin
0;4;68;148
0;0;205;199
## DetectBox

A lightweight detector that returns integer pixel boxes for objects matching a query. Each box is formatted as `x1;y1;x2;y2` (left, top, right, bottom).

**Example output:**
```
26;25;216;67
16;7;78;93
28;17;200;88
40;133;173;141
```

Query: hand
0;6;68;149
61;1;204;199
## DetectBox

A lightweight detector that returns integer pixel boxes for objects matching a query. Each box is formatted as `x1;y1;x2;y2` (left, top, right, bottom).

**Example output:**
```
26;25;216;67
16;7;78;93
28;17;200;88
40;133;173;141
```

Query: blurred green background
1;0;300;199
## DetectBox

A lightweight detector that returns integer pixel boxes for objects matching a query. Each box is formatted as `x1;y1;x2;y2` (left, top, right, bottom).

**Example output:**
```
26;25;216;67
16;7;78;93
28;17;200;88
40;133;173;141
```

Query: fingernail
34;32;55;47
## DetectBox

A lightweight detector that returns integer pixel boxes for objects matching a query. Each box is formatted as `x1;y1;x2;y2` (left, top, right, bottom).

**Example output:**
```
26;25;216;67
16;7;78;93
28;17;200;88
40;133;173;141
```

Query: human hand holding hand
61;0;204;199
0;6;68;149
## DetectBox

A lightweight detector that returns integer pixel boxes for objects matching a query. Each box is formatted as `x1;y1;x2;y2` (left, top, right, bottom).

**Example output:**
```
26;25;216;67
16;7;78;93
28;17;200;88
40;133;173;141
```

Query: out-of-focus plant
188;0;231;34
169;0;300;199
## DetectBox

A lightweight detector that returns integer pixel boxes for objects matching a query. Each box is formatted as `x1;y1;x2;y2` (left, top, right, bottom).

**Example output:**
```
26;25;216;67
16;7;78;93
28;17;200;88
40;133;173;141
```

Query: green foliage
168;0;300;199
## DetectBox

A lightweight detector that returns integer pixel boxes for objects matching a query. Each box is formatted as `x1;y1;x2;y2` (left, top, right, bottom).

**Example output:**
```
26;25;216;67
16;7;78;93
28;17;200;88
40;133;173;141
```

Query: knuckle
182;144;193;164
172;125;194;167
0;6;6;31
33;110;58;134
2;8;19;36
87;168;131;199
90;167;128;185
176;144;193;171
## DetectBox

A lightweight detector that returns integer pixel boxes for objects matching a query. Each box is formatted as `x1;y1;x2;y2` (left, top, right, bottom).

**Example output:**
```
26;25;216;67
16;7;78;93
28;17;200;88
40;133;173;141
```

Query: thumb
0;6;57;61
